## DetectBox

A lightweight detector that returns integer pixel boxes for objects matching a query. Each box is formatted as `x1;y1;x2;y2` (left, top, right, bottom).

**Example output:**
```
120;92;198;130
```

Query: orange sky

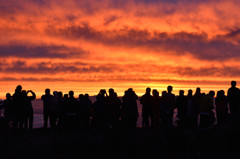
0;0;240;98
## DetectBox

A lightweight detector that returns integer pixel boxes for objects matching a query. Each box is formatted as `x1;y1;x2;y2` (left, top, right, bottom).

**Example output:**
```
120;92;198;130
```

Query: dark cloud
0;44;88;58
104;16;119;26
173;66;240;77
126;64;240;77
1;60;240;78
0;61;114;74
47;25;240;61
226;28;240;38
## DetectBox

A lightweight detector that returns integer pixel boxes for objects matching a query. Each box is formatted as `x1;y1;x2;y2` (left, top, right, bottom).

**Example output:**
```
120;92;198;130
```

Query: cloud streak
0;44;88;58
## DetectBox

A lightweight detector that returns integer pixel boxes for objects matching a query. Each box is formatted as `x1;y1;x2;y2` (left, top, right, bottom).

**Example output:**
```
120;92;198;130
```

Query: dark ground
1;122;240;159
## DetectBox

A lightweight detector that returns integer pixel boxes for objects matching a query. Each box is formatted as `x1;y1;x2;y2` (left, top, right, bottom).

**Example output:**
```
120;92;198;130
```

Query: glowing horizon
0;0;240;99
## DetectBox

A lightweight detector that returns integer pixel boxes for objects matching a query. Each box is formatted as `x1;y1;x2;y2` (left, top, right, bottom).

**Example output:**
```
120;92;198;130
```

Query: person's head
220;90;225;96
64;94;68;99
128;88;133;92
146;87;151;94
179;90;184;96
58;91;63;98
69;90;74;97
22;90;27;96
124;90;129;96
167;86;173;93
79;94;85;100
6;93;11;100
152;89;159;97
109;88;114;95
217;91;221;98
188;89;193;96
162;91;167;97
15;85;22;93
196;87;201;93
85;93;89;99
231;81;237;87
100;89;106;95
53;91;58;97
45;88;50;95
209;90;215;97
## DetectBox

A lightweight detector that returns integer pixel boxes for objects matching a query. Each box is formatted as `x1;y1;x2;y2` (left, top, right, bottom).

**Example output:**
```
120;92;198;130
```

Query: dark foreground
1;123;240;159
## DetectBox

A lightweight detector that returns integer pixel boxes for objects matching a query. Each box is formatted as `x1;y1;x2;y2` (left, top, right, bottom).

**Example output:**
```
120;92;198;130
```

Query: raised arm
27;90;36;100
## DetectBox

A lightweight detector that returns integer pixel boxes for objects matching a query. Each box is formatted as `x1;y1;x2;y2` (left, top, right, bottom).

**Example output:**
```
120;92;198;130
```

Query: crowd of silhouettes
0;85;36;129
1;81;240;130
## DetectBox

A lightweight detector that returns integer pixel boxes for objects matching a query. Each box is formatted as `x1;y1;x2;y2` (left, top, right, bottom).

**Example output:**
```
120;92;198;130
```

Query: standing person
85;94;92;128
56;91;64;128
227;81;240;121
176;90;188;128
41;88;56;128
2;93;14;127
166;86;176;127
159;91;169;128
24;90;36;129
193;87;202;127
122;88;139;129
65;91;79;129
12;85;25;128
91;89;108;130
152;89;161;130
140;87;154;129
199;91;215;128
106;89;121;129
186;89;198;128
215;90;229;124
78;94;91;129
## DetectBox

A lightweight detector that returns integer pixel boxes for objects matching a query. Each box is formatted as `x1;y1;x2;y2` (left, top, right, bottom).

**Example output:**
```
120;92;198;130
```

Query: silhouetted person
61;94;69;127
106;89;121;129
92;89;108;130
56;91;64;128
215;90;229;124
78;94;91;129
140;87;154;129
159;91;169;128
41;88;57;128
176;90;188;128
152;89;161;130
64;91;79;129
24;90;36;129
2;93;14;127
85;94;92;127
199;91;215;128
166;86;176;127
227;81;240;121
192;87;202;127
186;89;198;128
122;88;139;129
12;85;25;128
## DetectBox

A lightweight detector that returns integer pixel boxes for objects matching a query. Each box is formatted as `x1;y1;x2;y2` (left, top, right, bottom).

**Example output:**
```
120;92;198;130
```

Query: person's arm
27;90;36;100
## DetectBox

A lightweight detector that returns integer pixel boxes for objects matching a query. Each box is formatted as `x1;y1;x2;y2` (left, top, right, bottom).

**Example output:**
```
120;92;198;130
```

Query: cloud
1;59;240;79
46;24;240;61
0;60;115;74
0;44;88;58
104;16;119;26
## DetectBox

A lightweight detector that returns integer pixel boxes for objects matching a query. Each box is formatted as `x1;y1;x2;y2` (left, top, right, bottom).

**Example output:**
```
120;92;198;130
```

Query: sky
0;0;240;98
